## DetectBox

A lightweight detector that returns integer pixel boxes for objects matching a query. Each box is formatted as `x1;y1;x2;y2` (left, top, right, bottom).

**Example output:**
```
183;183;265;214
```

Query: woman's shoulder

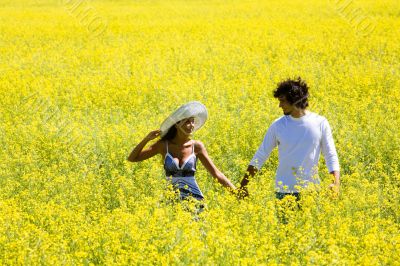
154;139;165;145
192;140;206;153
152;139;166;151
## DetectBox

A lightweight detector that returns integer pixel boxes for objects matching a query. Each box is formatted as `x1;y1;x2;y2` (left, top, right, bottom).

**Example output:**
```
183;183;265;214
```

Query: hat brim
160;101;208;138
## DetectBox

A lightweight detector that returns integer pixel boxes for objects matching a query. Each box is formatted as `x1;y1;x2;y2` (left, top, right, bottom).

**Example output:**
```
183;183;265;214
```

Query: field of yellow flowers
1;0;399;264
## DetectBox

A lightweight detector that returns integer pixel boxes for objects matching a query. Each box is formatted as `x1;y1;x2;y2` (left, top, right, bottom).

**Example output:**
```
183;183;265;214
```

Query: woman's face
176;117;195;136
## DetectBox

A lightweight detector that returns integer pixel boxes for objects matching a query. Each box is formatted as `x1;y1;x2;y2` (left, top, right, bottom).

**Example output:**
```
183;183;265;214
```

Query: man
239;77;340;200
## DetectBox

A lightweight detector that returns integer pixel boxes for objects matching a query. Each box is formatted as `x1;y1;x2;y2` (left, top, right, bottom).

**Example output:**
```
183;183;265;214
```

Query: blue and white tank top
164;141;204;200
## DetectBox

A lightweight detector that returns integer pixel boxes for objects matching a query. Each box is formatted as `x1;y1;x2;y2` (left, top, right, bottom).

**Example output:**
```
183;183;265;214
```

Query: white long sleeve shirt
249;111;340;193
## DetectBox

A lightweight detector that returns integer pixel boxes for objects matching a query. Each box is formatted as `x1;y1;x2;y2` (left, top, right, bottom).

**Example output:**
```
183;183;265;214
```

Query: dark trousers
275;192;301;201
275;192;301;224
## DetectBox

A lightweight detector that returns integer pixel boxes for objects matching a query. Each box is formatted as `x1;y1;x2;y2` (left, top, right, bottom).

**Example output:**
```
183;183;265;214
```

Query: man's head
273;77;309;115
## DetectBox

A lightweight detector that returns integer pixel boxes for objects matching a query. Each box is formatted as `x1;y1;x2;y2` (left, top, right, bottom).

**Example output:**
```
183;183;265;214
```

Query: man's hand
328;182;340;193
237;165;257;199
328;170;340;196
236;185;249;199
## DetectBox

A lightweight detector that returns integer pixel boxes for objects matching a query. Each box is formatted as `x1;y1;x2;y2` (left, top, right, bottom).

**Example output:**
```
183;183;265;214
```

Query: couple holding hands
128;77;340;203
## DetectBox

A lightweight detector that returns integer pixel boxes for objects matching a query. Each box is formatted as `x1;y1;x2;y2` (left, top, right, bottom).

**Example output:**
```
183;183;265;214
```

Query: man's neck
290;109;308;118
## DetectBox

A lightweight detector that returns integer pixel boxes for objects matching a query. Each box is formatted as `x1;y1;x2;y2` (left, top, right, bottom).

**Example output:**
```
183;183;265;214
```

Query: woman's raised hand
145;130;161;141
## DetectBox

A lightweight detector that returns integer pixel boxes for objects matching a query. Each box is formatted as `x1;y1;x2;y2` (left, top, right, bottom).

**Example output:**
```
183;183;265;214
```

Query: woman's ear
176;120;185;130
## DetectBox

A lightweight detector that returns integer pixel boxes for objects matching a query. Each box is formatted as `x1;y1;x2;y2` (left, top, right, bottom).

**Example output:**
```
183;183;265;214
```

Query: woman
127;101;236;202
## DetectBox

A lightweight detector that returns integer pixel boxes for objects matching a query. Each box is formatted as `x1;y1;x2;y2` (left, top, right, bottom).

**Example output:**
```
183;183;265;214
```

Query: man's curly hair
273;77;310;109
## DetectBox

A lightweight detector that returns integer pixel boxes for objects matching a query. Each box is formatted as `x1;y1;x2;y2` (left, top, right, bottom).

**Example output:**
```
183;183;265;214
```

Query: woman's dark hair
273;77;309;109
161;125;177;141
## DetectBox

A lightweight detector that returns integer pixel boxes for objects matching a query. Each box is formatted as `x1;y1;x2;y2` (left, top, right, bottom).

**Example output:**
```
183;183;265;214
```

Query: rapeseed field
0;0;399;264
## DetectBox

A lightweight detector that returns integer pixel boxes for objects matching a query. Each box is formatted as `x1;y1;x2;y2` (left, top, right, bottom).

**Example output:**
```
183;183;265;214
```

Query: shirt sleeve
321;119;340;172
249;123;278;170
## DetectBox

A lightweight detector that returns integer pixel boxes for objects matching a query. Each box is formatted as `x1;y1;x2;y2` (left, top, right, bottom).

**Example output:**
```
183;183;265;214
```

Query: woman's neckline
165;140;196;169
165;152;196;169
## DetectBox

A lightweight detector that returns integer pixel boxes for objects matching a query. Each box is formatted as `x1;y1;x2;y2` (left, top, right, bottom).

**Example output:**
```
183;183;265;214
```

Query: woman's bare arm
195;141;236;191
127;130;162;162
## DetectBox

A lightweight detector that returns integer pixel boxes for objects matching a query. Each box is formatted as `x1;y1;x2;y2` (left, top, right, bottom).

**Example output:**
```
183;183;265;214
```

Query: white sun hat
160;101;208;138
